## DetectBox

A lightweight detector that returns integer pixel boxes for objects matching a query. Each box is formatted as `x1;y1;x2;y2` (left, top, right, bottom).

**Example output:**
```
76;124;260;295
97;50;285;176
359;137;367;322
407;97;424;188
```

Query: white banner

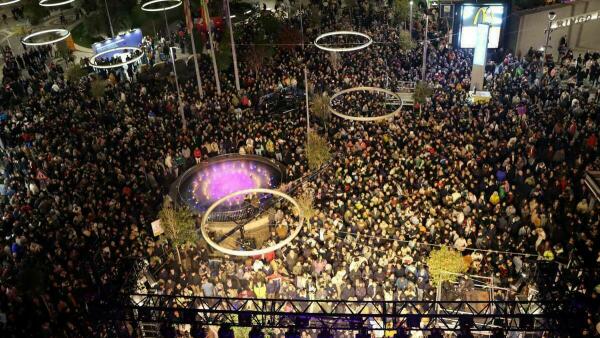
551;10;600;29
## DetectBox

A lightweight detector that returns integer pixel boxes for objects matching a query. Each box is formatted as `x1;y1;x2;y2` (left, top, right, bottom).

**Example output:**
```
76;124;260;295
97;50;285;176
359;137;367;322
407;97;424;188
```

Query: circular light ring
200;188;305;257
329;86;404;122
39;0;74;7
141;0;182;12
89;47;144;69
0;0;20;6
21;28;70;46
314;31;373;52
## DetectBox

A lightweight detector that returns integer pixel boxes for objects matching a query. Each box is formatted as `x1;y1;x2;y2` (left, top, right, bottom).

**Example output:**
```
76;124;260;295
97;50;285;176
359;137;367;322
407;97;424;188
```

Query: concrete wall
510;0;600;58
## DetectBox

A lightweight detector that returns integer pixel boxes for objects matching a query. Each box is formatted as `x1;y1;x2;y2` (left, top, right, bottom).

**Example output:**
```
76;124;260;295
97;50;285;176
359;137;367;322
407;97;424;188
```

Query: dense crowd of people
1;1;599;337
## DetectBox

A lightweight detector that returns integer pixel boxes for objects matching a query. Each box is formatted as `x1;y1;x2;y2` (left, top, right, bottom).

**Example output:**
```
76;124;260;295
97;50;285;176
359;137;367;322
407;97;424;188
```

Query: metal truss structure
89;294;580;333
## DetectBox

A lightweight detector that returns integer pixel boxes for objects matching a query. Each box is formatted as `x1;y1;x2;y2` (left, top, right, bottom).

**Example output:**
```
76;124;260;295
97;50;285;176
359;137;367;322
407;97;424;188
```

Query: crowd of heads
0;1;599;337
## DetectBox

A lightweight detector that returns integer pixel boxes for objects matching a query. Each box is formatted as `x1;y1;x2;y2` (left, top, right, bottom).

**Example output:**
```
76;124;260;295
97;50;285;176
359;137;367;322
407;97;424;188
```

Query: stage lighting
249;326;265;338
218;324;235;338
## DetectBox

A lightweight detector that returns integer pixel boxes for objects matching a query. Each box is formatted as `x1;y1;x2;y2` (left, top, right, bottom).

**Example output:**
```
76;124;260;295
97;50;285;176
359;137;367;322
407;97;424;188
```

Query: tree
306;131;332;171
65;64;87;83
84;12;109;38
216;26;233;71
413;81;433;115
393;0;412;23
277;25;302;50
23;0;50;25
296;187;317;226
56;41;72;65
311;92;331;130
308;5;322;29
245;45;273;74
398;30;416;50
158;200;198;266
90;78;107;110
427;246;468;287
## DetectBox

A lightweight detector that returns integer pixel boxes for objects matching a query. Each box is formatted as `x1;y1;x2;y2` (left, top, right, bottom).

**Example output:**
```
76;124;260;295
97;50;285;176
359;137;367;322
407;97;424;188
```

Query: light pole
183;0;204;98
544;11;557;56
304;66;310;145
169;46;186;129
201;0;222;95
169;47;181;100
224;0;240;92
421;12;429;81
409;1;413;36
103;0;115;37
163;8;170;37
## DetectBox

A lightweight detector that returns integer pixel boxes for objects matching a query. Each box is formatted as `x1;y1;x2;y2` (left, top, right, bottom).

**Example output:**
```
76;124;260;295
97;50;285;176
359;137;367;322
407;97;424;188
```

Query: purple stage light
178;155;283;214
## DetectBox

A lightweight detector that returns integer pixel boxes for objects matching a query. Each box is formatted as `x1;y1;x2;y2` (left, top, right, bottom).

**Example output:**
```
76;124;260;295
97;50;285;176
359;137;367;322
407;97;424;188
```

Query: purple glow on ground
181;159;281;213
205;165;256;205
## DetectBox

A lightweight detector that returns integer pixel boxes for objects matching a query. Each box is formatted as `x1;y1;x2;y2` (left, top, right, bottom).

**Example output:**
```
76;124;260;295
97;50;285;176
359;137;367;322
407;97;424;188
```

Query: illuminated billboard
458;4;505;49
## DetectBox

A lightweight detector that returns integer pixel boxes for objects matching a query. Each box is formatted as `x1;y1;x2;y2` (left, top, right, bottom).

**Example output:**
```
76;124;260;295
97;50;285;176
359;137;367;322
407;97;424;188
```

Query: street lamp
409;1;413;36
544;11;556;55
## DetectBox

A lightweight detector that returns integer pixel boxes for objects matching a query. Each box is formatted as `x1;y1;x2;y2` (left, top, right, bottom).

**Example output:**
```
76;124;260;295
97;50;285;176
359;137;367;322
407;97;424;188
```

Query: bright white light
140;0;182;12
0;0;21;6
38;0;74;7
21;28;71;46
314;31;373;53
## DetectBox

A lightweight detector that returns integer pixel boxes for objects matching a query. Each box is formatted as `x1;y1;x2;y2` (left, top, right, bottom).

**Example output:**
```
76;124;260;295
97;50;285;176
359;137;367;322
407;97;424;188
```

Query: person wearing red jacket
193;147;202;164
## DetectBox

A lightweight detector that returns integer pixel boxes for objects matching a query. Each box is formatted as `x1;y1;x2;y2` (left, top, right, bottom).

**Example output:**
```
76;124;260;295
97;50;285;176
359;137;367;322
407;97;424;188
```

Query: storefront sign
551;10;600;29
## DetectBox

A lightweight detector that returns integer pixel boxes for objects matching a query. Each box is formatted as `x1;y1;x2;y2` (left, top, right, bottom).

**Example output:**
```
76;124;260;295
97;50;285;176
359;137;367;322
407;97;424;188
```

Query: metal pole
170;47;185;129
304;67;310;145
201;0;221;95
544;20;552;55
225;0;240;92
421;14;428;81
163;9;170;37
300;9;304;49
103;0;115;37
409;1;413;36
170;47;181;100
185;0;204;98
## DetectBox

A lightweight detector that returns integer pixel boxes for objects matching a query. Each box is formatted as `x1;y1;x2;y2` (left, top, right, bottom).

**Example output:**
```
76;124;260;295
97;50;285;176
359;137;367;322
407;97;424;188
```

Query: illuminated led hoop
0;0;20;6
89;47;144;69
314;31;373;52
329;86;404;122
201;188;304;257
39;0;75;7
21;28;70;46
141;0;182;12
